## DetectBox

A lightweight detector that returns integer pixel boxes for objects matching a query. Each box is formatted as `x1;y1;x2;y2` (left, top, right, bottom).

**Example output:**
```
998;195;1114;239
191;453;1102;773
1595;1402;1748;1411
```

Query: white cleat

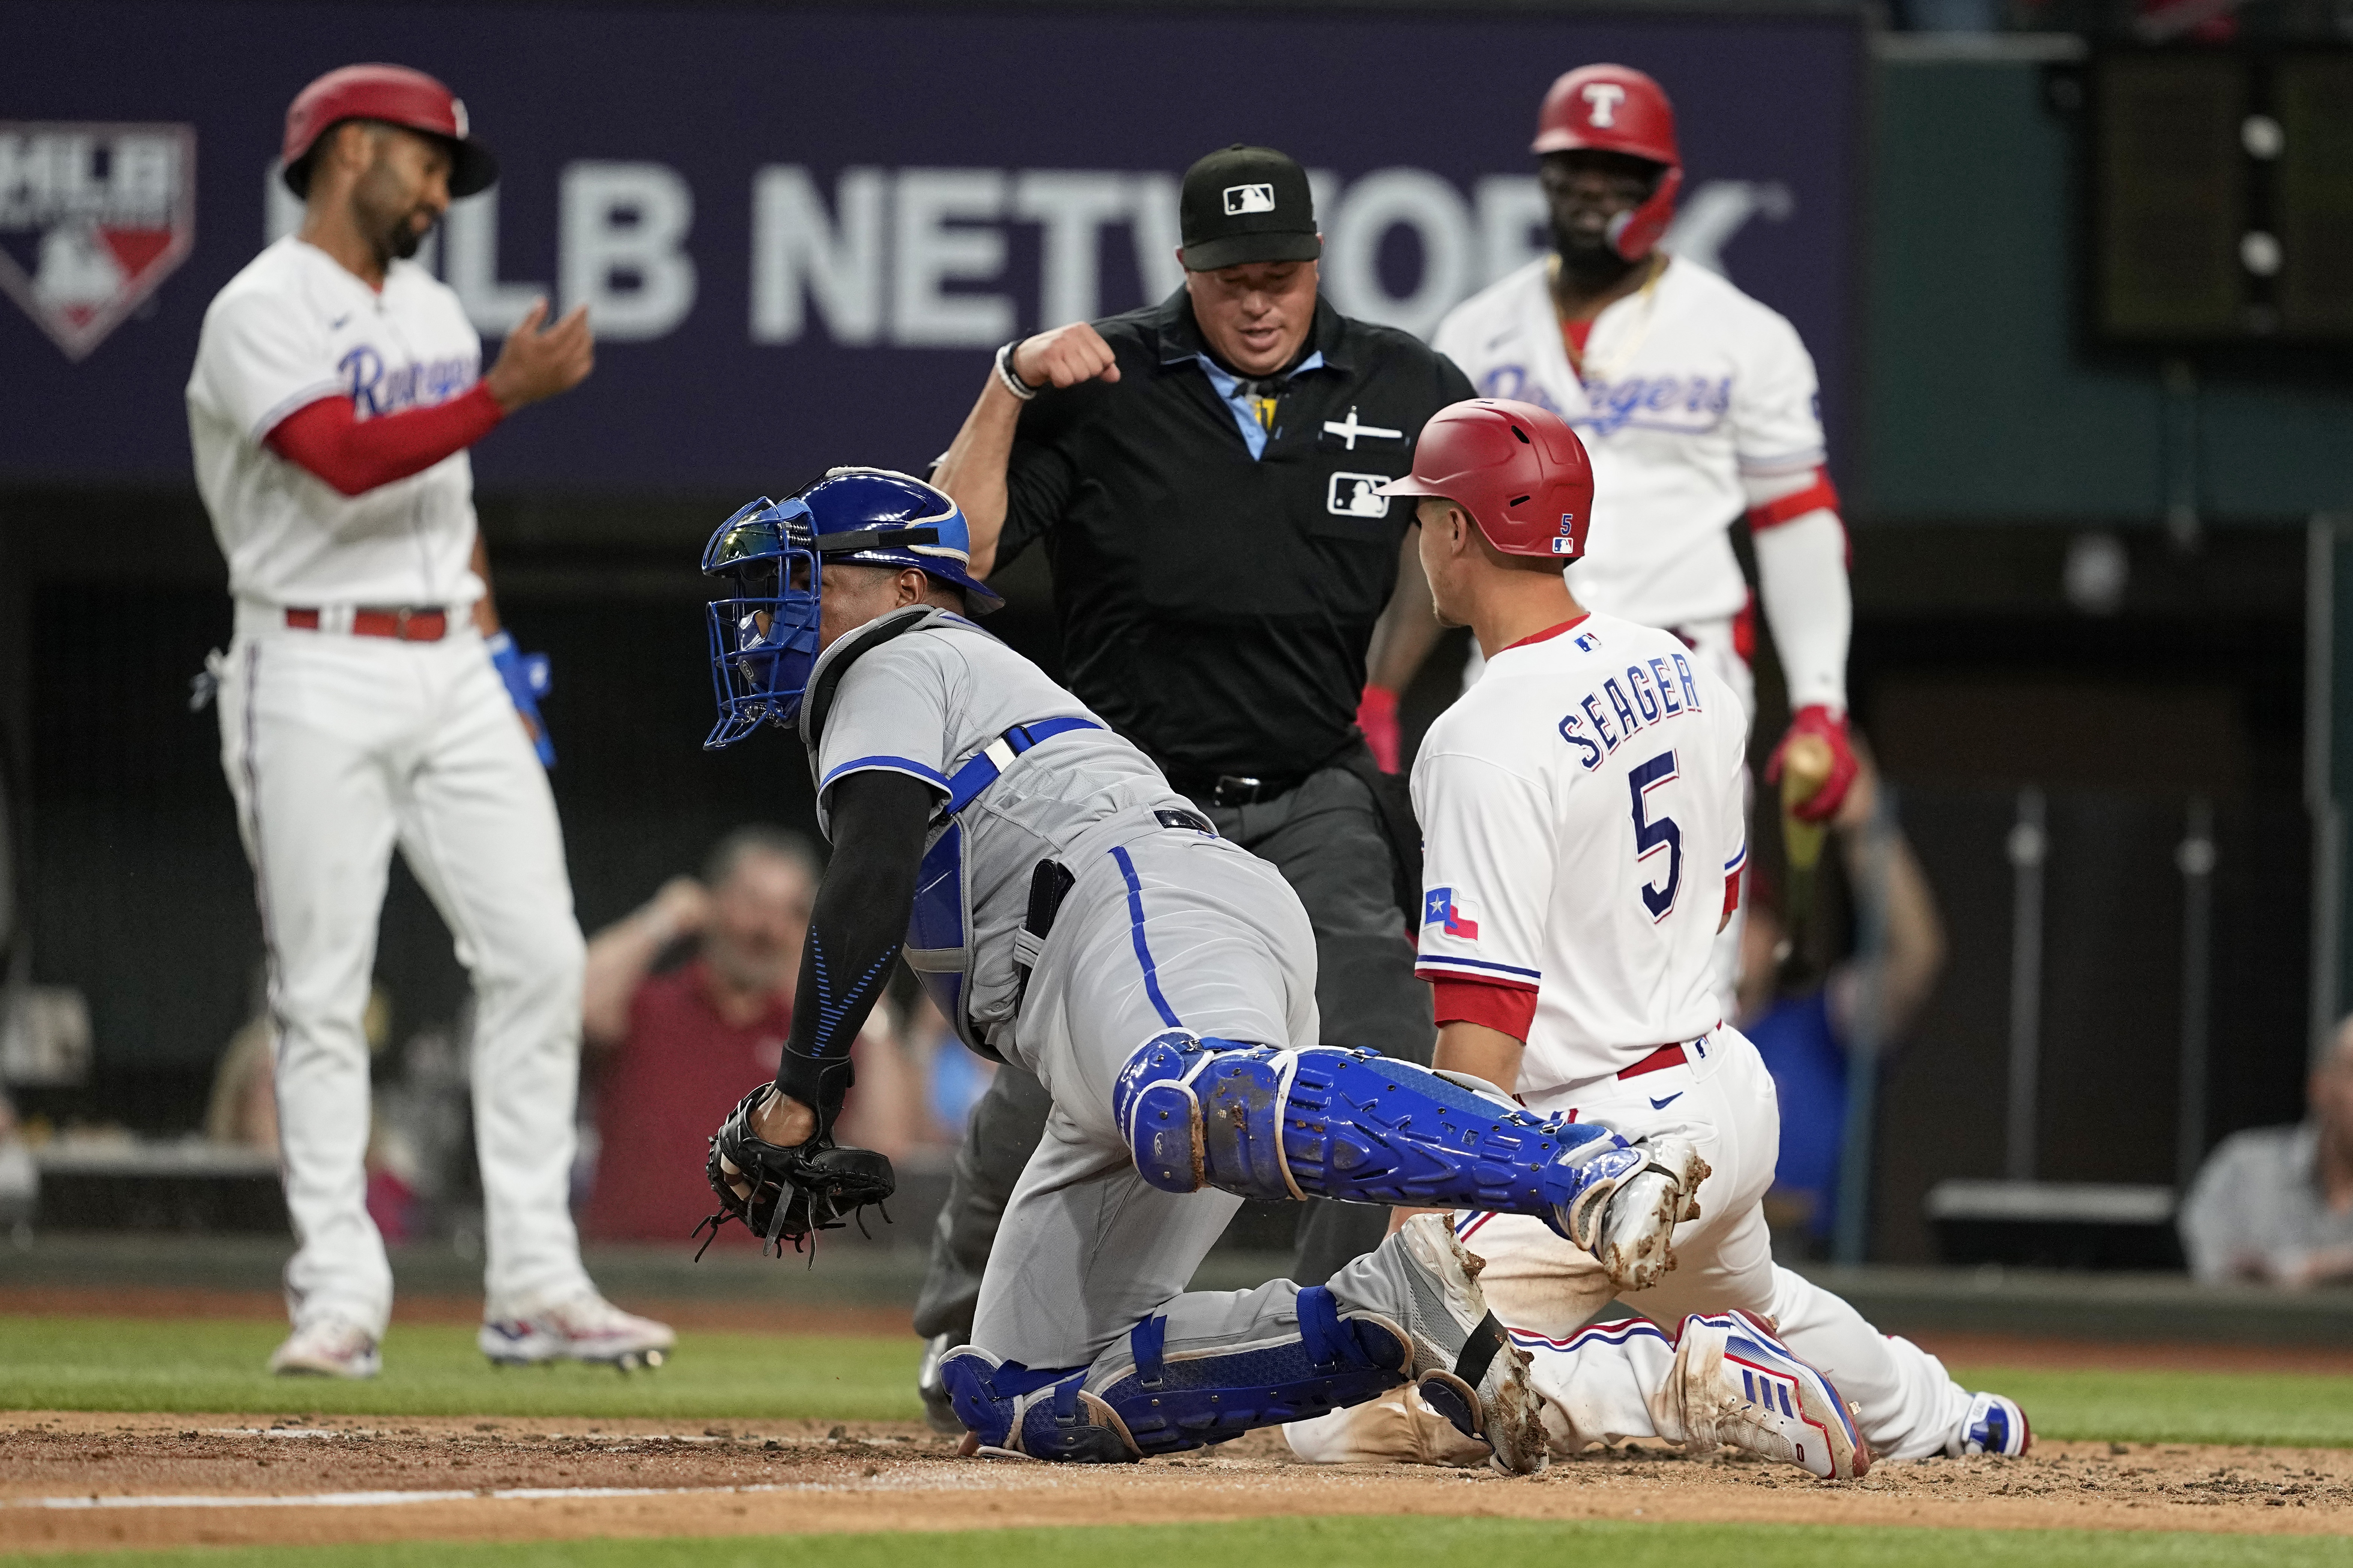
269;1317;381;1379
1596;1137;1709;1293
1673;1309;1870;1480
480;1291;676;1370
1946;1390;2032;1457
1383;1212;1550;1476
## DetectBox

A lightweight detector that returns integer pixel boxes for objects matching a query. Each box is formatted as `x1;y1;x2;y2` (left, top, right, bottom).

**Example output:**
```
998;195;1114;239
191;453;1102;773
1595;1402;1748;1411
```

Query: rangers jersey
186;236;486;610
1431;257;1827;634
1411;612;1748;1096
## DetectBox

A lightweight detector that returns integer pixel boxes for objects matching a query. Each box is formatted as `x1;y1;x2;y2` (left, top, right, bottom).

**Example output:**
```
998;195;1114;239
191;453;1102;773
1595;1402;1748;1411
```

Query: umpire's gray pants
912;766;1427;1342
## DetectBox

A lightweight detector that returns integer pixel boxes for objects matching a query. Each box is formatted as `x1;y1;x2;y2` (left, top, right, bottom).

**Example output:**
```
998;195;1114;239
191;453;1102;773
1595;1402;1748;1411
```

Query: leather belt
1617;1041;1689;1080
1165;771;1313;808
285;606;449;642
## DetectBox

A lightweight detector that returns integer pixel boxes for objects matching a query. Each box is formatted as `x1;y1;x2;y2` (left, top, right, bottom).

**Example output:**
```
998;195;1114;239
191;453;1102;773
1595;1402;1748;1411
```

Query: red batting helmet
1532;64;1683;262
1378;400;1596;562
281;64;498;198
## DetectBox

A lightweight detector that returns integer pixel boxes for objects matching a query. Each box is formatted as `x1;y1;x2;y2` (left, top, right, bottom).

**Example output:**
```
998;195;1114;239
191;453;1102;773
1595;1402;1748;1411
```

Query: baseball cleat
1385;1212;1550;1475
917;1331;966;1434
1673;1309;1869;1480
269;1317;381;1379
1946;1390;2032;1457
480;1291;676;1370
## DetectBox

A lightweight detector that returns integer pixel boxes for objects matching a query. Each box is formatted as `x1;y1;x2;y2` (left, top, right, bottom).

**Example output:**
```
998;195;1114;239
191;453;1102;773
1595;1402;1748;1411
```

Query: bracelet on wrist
994;339;1041;402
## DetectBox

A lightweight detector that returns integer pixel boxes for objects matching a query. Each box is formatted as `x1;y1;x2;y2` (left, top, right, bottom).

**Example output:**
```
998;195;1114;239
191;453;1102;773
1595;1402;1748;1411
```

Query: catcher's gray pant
972;815;1373;1367
914;766;1423;1343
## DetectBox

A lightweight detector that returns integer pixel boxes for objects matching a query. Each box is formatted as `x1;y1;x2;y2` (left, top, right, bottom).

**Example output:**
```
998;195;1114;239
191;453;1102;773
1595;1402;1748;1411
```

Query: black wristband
775;1049;856;1139
995;338;1041;401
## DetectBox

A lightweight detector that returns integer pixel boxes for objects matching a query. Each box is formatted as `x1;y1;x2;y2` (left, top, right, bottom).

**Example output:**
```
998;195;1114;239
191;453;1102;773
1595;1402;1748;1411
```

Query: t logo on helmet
1581;83;1627;126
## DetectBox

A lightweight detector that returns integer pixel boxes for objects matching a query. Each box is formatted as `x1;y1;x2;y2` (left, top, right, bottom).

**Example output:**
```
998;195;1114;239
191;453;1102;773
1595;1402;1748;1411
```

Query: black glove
693;1085;896;1259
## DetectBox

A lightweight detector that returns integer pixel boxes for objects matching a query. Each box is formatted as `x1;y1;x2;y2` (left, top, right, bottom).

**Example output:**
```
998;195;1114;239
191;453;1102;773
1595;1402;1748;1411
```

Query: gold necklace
1549;253;1664;386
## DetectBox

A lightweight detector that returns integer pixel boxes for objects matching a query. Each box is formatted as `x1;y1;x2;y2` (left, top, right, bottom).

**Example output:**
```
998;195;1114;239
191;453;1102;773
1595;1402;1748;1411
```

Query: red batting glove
1357;684;1401;773
1765;705;1859;824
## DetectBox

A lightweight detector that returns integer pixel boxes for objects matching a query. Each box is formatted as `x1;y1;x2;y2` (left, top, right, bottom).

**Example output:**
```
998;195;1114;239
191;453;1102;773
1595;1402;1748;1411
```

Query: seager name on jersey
339;344;479;417
1556;648;1705;771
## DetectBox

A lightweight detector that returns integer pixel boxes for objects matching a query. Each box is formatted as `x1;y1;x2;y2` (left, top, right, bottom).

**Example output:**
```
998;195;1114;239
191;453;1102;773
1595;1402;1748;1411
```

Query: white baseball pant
1288;1026;1972;1463
215;607;593;1337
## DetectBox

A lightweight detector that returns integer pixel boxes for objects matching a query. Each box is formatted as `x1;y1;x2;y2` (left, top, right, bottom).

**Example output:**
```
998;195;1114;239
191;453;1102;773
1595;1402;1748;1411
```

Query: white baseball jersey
1411;612;1748;1096
186;235;486;609
1432;257;1827;633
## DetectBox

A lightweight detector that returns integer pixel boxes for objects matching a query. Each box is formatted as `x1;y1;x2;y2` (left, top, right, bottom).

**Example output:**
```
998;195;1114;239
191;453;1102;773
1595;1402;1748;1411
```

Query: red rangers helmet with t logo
1532;63;1683;263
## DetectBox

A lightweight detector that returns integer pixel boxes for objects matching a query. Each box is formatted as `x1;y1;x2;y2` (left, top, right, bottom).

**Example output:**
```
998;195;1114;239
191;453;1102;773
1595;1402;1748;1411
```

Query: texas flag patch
1422;887;1479;939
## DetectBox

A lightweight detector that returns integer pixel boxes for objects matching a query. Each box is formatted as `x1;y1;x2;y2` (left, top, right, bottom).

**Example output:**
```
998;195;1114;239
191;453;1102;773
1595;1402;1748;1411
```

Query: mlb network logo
0;122;197;361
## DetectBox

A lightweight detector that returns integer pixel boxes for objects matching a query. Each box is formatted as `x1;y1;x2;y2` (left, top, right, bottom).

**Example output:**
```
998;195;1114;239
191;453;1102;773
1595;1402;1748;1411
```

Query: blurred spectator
1739;753;1946;1249
2180;1019;2353;1288
897;989;997;1146
578;826;920;1242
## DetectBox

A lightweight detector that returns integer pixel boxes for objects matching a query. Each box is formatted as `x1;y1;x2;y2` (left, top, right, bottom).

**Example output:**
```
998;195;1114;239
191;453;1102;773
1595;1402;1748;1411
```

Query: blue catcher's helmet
701;467;1002;749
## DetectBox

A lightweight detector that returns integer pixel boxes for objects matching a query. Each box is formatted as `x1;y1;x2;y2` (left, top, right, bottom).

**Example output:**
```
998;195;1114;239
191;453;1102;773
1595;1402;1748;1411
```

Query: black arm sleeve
773;769;938;1137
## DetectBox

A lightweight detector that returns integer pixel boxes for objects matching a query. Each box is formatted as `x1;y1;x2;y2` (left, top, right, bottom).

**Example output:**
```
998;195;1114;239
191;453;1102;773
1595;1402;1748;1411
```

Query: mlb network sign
0;123;195;361
0;2;1858;489
257;160;1790;350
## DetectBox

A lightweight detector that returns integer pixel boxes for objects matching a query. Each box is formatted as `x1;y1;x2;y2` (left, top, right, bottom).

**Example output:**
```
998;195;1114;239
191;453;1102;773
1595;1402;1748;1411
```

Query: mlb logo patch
1223;183;1276;216
0;123;197;362
1422;887;1480;939
1327;472;1390;518
1574;632;1602;653
1550;538;1577;555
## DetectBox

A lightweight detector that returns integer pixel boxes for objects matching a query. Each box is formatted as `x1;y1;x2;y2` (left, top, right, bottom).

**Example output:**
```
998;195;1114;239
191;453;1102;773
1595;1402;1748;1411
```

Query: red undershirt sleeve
1430;976;1539;1041
264;386;505;497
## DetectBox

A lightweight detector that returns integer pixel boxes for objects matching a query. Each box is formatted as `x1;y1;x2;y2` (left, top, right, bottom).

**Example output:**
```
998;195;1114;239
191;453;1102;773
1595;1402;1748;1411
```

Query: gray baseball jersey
802;607;1198;1056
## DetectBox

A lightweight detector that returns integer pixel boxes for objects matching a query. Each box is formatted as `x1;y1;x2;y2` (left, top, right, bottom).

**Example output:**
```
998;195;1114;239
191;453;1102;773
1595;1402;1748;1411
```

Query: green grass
6;1316;2353;1448
0;1317;920;1420
12;1518;2353;1568
1944;1364;2353;1449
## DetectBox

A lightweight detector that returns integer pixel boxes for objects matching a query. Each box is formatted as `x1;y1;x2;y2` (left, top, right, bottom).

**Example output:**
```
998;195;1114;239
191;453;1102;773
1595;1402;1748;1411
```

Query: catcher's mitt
693;1085;896;1259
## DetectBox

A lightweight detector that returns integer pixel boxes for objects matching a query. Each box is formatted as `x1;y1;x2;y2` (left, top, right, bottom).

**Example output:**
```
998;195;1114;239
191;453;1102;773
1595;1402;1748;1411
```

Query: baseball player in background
185;64;672;1377
1285;402;2024;1467
693;469;1863;1476
1433;63;1860;955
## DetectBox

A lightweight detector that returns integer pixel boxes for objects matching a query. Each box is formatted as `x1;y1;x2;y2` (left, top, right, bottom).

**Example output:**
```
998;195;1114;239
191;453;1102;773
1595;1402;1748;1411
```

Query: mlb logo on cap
1224;183;1276;216
1550;538;1577;554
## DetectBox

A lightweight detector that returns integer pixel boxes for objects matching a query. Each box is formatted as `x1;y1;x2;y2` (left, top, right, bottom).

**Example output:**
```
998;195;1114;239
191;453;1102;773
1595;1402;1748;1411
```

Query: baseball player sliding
1435;63;1858;850
690;469;1862;1475
1284;401;2025;1467
185;64;671;1376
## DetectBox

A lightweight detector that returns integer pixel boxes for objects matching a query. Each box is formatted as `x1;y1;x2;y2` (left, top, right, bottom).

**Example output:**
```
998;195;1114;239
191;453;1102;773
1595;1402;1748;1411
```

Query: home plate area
8;1413;2353;1554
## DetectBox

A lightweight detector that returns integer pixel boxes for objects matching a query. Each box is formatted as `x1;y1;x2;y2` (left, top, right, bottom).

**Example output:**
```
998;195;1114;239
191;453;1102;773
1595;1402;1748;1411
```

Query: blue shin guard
938;1289;1408;1461
1113;1033;1639;1234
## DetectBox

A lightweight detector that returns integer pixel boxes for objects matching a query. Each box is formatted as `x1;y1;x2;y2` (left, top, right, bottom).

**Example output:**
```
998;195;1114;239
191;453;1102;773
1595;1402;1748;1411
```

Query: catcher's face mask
702;496;821;747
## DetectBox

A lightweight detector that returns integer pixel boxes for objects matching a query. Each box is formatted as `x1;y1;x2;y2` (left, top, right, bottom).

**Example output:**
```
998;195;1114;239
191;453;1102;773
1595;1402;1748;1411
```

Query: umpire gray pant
912;765;1430;1342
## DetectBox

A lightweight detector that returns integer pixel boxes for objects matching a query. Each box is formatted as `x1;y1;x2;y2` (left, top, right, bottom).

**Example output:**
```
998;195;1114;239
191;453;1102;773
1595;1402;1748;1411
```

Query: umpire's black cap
1179;145;1321;272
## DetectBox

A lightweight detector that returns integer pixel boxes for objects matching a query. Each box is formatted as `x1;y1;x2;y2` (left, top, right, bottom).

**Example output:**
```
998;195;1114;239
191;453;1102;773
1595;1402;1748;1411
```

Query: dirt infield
8;1411;2353;1554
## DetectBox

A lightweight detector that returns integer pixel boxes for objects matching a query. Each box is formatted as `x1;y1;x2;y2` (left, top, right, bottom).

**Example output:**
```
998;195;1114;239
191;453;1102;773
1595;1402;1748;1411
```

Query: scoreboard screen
2093;50;2353;347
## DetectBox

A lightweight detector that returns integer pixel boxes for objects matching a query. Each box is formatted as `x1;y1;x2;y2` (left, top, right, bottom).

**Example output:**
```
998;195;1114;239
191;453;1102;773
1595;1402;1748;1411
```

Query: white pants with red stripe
1287;1026;1972;1463
215;611;594;1338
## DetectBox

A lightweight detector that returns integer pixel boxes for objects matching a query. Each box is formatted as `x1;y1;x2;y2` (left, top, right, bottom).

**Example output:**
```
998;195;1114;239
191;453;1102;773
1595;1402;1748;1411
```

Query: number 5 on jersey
1629;750;1682;921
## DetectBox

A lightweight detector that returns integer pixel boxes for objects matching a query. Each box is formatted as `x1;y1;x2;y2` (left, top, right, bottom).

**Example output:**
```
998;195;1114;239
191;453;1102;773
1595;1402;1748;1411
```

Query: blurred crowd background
0;0;2348;1284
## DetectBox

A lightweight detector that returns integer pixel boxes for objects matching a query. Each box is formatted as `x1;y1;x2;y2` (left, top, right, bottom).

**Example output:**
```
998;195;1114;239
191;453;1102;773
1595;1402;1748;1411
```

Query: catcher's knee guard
1111;1033;1641;1234
942;1289;1409;1461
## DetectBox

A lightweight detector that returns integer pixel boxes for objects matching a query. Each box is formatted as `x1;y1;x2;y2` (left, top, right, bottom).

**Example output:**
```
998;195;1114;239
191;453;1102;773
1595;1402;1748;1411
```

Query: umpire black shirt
997;289;1475;787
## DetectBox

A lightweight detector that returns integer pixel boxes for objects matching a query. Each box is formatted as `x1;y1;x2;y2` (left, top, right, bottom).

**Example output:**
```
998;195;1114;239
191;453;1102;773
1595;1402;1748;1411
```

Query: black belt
1166;768;1315;808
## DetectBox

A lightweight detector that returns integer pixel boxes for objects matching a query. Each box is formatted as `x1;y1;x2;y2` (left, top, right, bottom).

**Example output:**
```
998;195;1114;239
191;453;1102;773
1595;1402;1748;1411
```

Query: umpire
914;144;1474;1421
